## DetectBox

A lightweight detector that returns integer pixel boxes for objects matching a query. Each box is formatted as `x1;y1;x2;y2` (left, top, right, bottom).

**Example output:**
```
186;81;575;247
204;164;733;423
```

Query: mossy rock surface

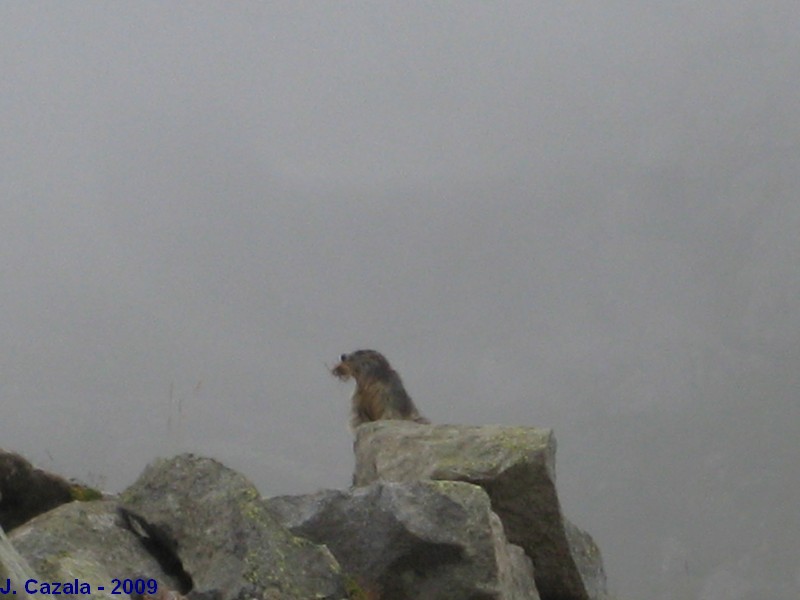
121;454;345;600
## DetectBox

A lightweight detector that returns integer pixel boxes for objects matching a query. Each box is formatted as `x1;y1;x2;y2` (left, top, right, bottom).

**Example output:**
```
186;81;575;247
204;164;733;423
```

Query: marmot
331;349;429;429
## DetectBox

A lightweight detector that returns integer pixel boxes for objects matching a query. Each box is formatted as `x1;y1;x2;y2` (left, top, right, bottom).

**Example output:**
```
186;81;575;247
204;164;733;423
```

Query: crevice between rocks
117;507;194;595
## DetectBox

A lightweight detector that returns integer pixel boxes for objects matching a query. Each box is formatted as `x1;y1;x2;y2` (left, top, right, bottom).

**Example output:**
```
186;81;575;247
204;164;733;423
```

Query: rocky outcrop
353;422;609;600
119;454;345;600
0;450;75;532
268;480;539;600
1;421;612;600
0;525;53;600
8;455;345;600
10;499;188;600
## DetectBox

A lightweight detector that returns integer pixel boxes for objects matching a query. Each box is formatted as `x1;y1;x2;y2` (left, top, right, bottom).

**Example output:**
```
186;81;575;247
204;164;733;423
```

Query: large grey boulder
267;480;539;600
353;422;608;600
120;454;345;600
10;499;185;600
1;525;53;600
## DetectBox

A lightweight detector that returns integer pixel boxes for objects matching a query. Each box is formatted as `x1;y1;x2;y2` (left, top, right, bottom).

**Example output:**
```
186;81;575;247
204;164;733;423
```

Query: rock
133;590;186;600
120;454;345;600
0;450;74;531
0;524;53;600
267;480;539;600
10;499;189;600
353;421;608;600
563;520;610;600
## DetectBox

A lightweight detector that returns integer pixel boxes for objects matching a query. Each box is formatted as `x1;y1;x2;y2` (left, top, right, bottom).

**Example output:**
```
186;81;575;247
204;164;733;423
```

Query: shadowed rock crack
118;507;193;595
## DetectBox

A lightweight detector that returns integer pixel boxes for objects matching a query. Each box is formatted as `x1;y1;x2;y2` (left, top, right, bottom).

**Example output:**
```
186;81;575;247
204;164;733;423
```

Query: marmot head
331;349;392;384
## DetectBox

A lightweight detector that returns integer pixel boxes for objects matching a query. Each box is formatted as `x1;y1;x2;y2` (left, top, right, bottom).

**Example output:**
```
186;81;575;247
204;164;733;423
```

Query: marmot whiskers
331;349;429;429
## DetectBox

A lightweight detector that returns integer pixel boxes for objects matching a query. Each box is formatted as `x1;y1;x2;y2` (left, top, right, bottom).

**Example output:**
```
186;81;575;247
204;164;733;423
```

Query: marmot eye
340;354;348;361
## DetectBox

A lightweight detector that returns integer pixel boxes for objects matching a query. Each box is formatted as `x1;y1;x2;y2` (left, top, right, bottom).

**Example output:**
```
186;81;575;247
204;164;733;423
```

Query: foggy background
2;3;798;598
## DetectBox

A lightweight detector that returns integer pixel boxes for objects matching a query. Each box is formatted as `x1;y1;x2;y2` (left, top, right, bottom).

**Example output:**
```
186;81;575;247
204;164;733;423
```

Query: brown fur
331;349;429;429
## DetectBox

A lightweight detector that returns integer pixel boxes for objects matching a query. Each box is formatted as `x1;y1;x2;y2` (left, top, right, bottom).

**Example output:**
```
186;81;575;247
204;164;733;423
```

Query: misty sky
2;3;799;599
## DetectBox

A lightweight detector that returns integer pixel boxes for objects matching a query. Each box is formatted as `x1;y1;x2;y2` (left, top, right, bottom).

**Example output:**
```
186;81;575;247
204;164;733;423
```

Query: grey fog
1;3;799;599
